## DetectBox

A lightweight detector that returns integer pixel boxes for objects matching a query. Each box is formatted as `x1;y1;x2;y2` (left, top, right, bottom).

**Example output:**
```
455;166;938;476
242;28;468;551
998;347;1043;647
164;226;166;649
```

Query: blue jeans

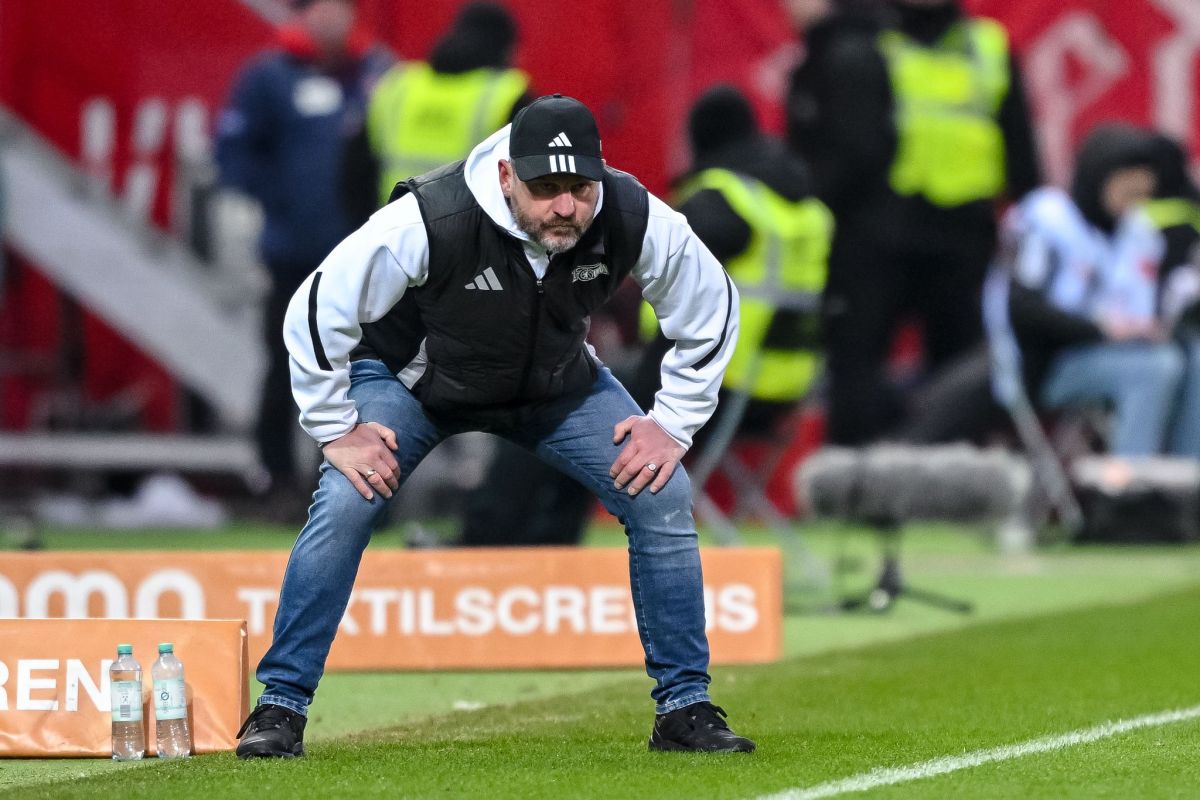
1168;336;1200;459
1040;342;1184;456
257;359;712;716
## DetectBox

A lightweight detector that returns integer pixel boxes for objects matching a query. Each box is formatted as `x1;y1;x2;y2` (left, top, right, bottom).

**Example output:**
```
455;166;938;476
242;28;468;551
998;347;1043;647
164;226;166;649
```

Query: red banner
0;0;1195;431
970;0;1200;183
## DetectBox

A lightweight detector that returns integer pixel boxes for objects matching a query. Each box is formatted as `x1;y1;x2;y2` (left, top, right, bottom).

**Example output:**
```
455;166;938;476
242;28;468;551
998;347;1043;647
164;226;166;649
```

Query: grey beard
508;196;587;254
542;235;579;256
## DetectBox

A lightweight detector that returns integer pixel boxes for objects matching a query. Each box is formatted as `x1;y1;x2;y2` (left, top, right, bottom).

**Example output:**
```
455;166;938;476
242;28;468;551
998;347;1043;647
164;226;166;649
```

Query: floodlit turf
4;524;1200;798
6;586;1200;798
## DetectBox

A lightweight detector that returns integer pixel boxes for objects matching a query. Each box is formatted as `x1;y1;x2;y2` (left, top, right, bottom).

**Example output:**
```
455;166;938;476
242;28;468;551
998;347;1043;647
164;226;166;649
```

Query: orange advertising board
0;548;781;670
0;618;248;757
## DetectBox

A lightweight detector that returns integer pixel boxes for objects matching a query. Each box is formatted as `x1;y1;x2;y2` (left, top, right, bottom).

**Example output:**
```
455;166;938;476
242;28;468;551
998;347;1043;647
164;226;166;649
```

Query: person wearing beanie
216;0;392;520
351;1;532;216
786;0;1041;447
1145;134;1200;330
998;123;1200;458
1144;134;1200;457
234;95;754;758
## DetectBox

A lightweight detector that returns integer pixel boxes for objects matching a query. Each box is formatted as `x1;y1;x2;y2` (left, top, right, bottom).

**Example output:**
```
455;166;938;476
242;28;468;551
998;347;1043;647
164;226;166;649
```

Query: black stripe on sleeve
308;272;333;371
690;271;734;371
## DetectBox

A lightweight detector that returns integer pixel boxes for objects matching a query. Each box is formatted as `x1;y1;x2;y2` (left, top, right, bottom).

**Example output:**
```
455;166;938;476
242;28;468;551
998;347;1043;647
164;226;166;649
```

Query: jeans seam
535;436;659;673
627;545;657;672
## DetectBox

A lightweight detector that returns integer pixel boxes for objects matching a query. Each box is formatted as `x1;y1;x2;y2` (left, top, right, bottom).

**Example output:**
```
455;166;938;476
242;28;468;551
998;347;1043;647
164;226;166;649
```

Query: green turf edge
6;587;1200;800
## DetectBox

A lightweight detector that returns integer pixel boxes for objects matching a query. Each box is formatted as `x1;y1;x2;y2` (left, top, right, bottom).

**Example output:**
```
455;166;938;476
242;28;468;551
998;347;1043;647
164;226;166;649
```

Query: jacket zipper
516;277;545;397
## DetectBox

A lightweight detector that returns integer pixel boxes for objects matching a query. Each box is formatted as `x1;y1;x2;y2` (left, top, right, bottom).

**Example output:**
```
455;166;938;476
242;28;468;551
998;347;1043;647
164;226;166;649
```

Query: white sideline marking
758;704;1200;800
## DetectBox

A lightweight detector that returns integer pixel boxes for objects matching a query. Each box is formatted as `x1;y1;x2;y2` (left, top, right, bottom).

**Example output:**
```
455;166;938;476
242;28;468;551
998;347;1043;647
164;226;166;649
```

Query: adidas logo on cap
509;95;604;181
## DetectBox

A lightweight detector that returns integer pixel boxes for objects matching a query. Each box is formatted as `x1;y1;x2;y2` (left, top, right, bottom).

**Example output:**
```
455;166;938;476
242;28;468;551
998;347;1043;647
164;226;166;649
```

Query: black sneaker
236;703;307;758
648;701;756;753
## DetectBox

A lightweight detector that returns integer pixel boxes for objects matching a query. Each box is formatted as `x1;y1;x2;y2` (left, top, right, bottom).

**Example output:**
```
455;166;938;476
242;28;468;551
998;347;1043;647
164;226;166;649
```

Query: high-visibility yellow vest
880;18;1010;207
648;168;833;402
1144;198;1200;234
367;62;529;203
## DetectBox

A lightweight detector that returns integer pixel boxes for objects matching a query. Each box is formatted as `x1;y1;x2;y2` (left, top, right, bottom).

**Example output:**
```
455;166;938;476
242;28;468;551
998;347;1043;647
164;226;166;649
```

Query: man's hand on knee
610;416;686;496
322;422;401;500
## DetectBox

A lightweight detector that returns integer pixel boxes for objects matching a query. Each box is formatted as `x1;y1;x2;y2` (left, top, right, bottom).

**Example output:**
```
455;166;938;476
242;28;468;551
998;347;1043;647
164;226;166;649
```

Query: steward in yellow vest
785;0;1041;446
876;1;1041;233
344;2;532;220
635;86;832;448
880;16;1009;208
673;168;831;404
368;62;529;204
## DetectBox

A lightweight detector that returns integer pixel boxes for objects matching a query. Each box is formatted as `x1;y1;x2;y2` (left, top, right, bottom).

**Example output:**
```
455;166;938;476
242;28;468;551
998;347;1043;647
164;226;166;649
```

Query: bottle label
110;680;142;722
153;678;187;720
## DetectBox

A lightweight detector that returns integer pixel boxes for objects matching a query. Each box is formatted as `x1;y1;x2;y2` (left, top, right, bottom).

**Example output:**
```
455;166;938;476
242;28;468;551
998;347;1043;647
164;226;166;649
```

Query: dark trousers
893;343;1008;444
823;223;992;445
257;269;312;485
459;439;594;546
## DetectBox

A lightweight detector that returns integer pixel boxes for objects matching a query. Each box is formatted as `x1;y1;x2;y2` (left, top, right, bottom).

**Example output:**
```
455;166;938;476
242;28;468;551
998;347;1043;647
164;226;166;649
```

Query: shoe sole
648;735;755;753
236;739;305;759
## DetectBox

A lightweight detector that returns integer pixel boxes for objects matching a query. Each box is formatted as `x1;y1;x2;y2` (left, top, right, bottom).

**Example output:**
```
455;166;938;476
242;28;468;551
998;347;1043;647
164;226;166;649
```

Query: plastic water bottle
152;643;191;758
110;644;145;761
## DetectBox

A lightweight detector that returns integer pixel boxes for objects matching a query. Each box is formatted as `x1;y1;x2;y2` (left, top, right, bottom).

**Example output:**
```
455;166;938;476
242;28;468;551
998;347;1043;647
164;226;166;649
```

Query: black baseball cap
509;94;604;181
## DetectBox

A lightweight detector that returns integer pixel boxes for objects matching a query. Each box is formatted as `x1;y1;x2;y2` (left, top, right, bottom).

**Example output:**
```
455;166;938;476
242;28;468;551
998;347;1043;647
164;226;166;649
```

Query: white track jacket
282;124;739;449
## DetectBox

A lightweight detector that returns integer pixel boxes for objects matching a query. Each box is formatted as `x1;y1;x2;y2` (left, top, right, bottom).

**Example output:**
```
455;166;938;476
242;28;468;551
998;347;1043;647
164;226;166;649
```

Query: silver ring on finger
365;468;378;477
645;462;658;473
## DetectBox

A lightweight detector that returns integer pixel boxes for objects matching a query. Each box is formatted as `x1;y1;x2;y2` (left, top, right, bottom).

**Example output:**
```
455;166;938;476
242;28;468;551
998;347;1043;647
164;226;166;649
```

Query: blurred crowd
217;0;1200;537
9;0;1197;541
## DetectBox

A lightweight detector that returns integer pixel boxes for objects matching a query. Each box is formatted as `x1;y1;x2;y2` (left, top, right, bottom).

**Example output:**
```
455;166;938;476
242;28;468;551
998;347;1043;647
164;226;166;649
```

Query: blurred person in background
1003;123;1200;459
1146;134;1200;456
234;95;754;757
216;0;391;519
1147;134;1200;331
635;85;832;455
785;0;891;213
788;0;1040;446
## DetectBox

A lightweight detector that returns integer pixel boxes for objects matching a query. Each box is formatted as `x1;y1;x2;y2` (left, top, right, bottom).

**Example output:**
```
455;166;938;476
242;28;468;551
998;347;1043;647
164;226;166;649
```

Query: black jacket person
788;0;1041;445
1146;133;1200;328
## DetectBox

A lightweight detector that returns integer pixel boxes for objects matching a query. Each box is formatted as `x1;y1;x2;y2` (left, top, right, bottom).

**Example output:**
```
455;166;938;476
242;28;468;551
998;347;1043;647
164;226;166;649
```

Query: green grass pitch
2;523;1198;799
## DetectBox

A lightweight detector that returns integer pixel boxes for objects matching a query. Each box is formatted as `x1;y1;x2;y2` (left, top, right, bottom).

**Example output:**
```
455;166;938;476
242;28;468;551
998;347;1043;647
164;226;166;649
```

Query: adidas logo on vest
465;267;504;291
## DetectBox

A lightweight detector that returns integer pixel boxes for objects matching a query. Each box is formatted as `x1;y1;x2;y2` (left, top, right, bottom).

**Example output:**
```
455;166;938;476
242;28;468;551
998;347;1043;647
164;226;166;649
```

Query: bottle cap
117;644;133;655
158;643;173;653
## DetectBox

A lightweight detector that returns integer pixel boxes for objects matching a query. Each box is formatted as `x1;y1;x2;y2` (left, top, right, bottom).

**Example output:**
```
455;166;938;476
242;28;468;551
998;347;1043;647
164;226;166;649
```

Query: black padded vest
351;161;649;411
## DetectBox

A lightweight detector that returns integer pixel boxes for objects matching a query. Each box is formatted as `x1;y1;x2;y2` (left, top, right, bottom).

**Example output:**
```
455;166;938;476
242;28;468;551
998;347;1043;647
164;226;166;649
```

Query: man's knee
1136;346;1186;390
621;468;695;535
313;464;390;522
655;466;693;507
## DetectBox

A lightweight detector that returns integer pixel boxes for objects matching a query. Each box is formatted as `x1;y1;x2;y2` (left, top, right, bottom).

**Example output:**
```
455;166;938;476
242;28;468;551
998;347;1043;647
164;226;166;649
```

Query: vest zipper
517;278;545;397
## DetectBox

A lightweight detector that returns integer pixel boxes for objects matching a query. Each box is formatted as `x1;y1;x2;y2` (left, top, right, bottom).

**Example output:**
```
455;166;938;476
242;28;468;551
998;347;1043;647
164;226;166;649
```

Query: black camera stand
840;520;974;614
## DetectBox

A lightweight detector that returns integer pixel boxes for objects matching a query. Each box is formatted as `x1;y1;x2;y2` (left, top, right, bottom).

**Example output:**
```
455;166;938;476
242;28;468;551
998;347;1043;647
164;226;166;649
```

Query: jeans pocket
350;358;393;380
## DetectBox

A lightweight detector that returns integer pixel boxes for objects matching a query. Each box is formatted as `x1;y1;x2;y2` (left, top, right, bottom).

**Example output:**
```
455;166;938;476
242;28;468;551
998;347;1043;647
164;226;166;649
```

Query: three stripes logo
465;266;504;291
547;131;576;174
